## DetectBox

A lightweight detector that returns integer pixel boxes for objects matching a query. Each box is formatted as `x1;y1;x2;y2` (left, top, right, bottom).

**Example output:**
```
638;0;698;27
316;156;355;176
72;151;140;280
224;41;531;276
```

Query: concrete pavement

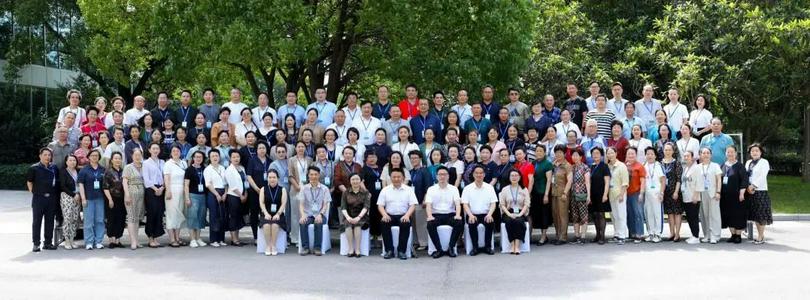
1;190;809;299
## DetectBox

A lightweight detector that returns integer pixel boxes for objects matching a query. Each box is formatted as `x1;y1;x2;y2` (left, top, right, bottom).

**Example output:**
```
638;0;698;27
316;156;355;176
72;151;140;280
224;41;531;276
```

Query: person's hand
272;215;280;221
315;214;323;224
108;200;114;208
265;214;272;221
673;192;679;201
339;185;347;192
658;193;664;203
426;215;435;222
468;215;477;224
739;193;745;202
381;214;391;223
714;192;720;201
185;199;191;207
299;216;308;224
400;215;410;223
82;199;87;208
453;215;462;220
747;185;755;194
484;215;494;223
586;199;591;206
240;195;247;203
165;191;172;201
602;195;608;203
125;197;132;206
543;195;549;204
561;194;567;200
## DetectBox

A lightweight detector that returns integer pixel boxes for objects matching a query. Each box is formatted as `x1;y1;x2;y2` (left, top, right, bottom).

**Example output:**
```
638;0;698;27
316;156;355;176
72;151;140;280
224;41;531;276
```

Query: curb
774;214;810;221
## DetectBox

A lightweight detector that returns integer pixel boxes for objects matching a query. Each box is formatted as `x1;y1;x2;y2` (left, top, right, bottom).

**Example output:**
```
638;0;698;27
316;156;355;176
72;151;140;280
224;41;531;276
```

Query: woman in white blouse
336;128;365;165
691;147;723;244
163;145;188;247
224;150;248;246
745;143;771;244
235;108;258;147
628;124;653;155
204;149;228;247
287;141;312;245
381;151;411;187
676;124;700;163
443;145;465;188
391;126;419;170
688;94;713;140
540;126;565;162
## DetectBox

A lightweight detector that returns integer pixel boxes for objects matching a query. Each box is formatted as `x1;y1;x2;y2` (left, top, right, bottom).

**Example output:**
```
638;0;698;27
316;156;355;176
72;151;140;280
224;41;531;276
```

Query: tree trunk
803;104;810;182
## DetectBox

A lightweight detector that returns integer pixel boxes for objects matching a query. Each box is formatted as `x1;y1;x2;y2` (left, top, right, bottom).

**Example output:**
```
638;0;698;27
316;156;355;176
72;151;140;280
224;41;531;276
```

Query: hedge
0;164;31;190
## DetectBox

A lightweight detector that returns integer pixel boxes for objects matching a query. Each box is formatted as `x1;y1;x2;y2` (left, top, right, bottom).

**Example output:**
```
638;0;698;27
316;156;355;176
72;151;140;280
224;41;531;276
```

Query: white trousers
699;191;721;240
643;190;663;236
609;194;628;239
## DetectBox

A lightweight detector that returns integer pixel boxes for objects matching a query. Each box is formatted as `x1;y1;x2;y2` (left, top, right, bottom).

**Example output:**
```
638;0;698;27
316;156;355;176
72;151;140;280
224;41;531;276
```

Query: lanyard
455;106;468;119
482;102;494;116
432;108;445;121
510;186;519;208
360;117;373;131
645;162;656;180
376;103;391;117
268;185;280;204
498;122;508;138
158;109;169;122
666;104;680;119
643;100;654;116
346;107;358;121
418;115;428;132
309;185;322;203
471;118;482;131
180;106;191;122
196;167;204;183
305;143;314;157
319;161;332;177
327;147;335;161
613;100;623;113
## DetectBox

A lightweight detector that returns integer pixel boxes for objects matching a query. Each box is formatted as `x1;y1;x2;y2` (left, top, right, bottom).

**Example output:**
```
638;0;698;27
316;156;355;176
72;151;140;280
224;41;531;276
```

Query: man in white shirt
56;89;86;130
663;88;689;133
554;110;582;144
221;88;248;125
424;166;463;258
306;87;337;126
275;91;306;126
251;92;277;127
377;168;417;260
326;110;350;146
351;101;382;146
584;81;601;111
451;89;473;127
341;92;361;126
633;84;662;129
461;165;498;255
608;82;629;119
380;106;410;145
124;95;149;126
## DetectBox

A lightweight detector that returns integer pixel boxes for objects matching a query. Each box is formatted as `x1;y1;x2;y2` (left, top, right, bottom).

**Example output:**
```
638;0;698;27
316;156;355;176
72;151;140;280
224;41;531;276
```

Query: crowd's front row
27;136;772;258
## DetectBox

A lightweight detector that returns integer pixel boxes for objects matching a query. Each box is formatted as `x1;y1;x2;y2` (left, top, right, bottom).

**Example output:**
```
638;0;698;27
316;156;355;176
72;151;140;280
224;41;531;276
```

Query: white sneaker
86;244;93;250
651;235;662;243
700;238;709;243
643;235;652;242
709;239;718;244
189;240;199;248
95;243;104;249
264;250;272;256
211;242;221;248
686;237;700;244
196;239;207;247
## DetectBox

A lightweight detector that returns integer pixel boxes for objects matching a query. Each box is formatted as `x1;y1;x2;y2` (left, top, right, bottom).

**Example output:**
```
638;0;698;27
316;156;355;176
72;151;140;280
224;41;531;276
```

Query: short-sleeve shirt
626;162;647;194
78;165;106;200
184;165;206;194
461;182;498;215
377;184;418;215
644;162;665;191
564;97;589;127
301;183;332;217
608;162;629;198
424;184;460;214
551;161;572;197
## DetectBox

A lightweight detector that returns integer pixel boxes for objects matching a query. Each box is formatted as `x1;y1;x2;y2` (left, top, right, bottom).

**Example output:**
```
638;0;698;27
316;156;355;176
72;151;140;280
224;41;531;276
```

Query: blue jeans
299;216;323;250
626;193;645;238
83;198;105;245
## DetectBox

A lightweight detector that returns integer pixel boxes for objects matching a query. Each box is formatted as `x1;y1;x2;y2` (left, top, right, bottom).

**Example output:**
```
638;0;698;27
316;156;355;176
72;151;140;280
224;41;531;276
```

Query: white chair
427;225;458;255
339;228;370;256
464;223;495;255
298;223;332;254
381;226;413;258
255;229;288;255
500;222;531;254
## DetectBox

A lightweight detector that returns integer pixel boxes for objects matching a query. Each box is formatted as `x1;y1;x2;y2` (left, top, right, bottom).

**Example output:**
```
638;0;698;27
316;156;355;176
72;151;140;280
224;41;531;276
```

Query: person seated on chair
461;165;498;256
499;170;531;255
377;168;417;260
259;170;288;256
298;166;331;256
341;173;370;258
425;166;463;258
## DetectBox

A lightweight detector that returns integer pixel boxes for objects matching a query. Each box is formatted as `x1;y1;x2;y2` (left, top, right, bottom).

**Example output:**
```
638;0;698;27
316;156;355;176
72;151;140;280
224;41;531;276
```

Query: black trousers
503;215;527;242
226;194;244;232
106;194;126;238
426;213;463;251
381;214;410;254
144;186;165;238
684;201;701;238
467;214;494;250
32;193;58;246
247;189;260;240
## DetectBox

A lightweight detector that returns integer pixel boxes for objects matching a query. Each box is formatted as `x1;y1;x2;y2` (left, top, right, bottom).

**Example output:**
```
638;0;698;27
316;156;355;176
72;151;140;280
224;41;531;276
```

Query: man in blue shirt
276;91;306;126
700;118;735;164
372;85;393;121
306;87;337;126
409;99;442;144
26;148;59;252
463;103;492;144
480;85;501;122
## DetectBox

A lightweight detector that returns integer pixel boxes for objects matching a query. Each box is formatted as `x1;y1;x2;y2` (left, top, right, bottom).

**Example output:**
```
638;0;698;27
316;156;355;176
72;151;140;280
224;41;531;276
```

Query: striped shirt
585;110;616;138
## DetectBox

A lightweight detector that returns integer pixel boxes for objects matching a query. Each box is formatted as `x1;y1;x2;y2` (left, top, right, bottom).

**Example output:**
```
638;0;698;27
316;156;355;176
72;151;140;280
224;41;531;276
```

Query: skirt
259;212;287;232
570;200;589;224
165;184;187;229
530;192;553;229
588;196;611;213
106;193;127;238
721;194;748;229
186;193;207;230
59;192;81;240
747;191;773;225
125;184;145;224
663;190;684;214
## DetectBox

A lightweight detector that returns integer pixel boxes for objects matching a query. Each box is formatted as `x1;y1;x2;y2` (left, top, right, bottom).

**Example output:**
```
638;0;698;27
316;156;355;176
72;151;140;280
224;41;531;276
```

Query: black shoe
469;248;478;256
383;251;394;259
733;235;742;244
447;249;458;258
726;236;735;243
398;252;408;260
485;248;495;255
410;247;418;259
43;244;57;250
347;253;355;258
431;251;444;259
32;245;41;252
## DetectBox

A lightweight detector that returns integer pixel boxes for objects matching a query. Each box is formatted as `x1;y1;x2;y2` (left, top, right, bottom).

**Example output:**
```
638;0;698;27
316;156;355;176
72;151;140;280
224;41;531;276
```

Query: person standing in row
224;150;247;246
693;148;723;244
659;143;684;242
204;149;228;247
425;166;463;258
103;152;126;248
700;118;734;165
550;145;573;245
624;147;646;243
59;155;82;249
588;147;611;244
198;88;220;128
642;147;665;243
184;151;208;248
720;146;748;244
175;90;199;129
680;150;701;244
530;146;553;245
27;148;60;252
122;149;145;250
745;143;771;244
605;147;629;244
78;149;106;250
372;85;393;121
288;142;313;245
143;143;166;248
569;149;591;244
563;83;588;129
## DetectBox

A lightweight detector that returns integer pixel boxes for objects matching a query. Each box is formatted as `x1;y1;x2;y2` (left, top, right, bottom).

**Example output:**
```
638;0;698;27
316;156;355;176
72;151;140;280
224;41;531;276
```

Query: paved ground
1;190;809;299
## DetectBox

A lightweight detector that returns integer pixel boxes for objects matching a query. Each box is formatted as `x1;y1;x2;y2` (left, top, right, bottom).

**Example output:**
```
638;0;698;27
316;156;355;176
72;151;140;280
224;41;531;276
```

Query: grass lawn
770;175;810;213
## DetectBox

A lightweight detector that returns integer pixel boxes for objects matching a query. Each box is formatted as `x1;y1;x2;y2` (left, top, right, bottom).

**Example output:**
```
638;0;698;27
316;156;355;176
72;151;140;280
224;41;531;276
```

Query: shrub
0;164;32;190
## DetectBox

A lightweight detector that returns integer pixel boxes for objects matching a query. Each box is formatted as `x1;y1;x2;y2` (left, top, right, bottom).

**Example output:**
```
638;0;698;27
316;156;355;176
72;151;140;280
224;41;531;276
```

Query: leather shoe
431;251;444;259
383;251;394;259
398;252;408;260
447;249;458;257
43;244;57;250
32;245;40;252
469;248;479;256
485;248;495;255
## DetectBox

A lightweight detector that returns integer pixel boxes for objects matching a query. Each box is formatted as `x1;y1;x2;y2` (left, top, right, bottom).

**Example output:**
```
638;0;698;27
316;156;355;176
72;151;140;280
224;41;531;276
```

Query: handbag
573;192;588;202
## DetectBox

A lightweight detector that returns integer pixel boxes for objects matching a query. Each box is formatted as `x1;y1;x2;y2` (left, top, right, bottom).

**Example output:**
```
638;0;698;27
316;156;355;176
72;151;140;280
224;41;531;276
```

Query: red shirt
81;121;108;144
607;137;629;162
564;145;582;165
514;161;535;187
398;98;419;120
626;162;647;194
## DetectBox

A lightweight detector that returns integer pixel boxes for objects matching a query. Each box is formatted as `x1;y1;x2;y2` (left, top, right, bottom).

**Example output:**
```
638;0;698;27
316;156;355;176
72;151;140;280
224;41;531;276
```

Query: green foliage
0;164;30;190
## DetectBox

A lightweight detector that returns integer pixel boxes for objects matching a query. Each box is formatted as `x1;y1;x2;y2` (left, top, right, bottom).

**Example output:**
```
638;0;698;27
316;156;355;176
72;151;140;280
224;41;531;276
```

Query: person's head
644;146;656;162
79;134;92;149
680;124;692;139
218;107;231;123
748;143;764;160
571;148;584;164
306;108;319;123
683;150;694;165
658;124;671;141
342;146;356;162
710;118;723;134
284;114;296;130
626;147;638;164
376;85;389;101
694;94;709;110
481;85;494;101
307;166;320;184
654;109;667;124
667;88;680;103
86;106;99;122
418;98;430;114
543;94;555;108
55;126;68;142
314;88;327;102
436;166;450;185
514;147;527;162
585;119;598;136
725;145;738;162
507;87;520;102
364;150;378;166
396;126;411;143
663;142;675;159
274;144;287;160
531;103;542;115
240;107;252;122
162;117;175;131
566;130;578;144
535;143;547;160
128;125;141;141
347;127;360;143
389;105;402;120
472;165;486;182
217;131;229;146
112;110;124;125
699;147;712;163
432;91;445;107
429;148;445;165
446;128;459;143
466;130;478;144
65;154;78;169
587;81;599;96
301;129;313;144
446;111;460;126
374;128;387;144
472;103;482;117
175;127;188;142
208;149;221;165
566;82;578;97
527;127;539;141
349;173;363;190
611;82;623;99
95;96;107;112
498;148;510;164
508;169;522;186
560;109;571;122
590;147;603;163
88;149;102;165
479;145;492;162
274;130;287;145
97;131;110;146
605;147;617;163
595;94;607;109
334;109;346;125
424;128;436;143
463;146;477;163
229;149;241;166
545;126;557;141
285;90;297;105
390;168;406;186
63;112;76;127
498;107;509;122
507;124;519;139
108;151;123;169
361;101;373;116
487;127;499;142
389;151;405;168
408;150;423;168
324;128;337;144
193;132;207;147
457;89;469;104
133;95;146;109
203;88;215;103
230;88;242;103
405;84;418;99
38;148;53;164
267;169;280;186
624;101;636;118
168;145;181;160
180;90;192;106
642;84;654;99
257;92;270;106
151;129;164;143
66;89;82;107
262;112;274;128
631;124;644;139
315;144;327;161
611;120;623;138
345;92;358;107
295;141;306;156
447;144;460;160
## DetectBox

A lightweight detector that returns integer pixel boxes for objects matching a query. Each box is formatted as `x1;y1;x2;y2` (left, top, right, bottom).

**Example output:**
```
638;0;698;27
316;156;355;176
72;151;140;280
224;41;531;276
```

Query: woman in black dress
720;145;748;244
103;152;126;248
259;170;287;256
587;147;610;244
661;142;684;241
745;143;772;244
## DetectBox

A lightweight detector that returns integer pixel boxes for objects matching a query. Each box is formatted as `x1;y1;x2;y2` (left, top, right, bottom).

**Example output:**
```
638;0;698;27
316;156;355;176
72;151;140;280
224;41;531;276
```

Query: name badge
197;184;204;193
495;182;501;190
509;155;516;163
182;121;188;128
485;114;490;119
324;177;331;186
551;176;555;184
92;140;98;148
206;121;212;128
270;204;277;213
244;181;249;189
722;176;728;185
52;177;56;187
512;207;520;214
421;130;425;137
93;180;100;190
375;180;381;190
461;181;465;189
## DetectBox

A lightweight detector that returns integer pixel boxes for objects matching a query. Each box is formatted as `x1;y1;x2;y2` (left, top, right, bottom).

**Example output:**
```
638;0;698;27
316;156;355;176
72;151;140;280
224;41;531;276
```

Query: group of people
27;81;774;259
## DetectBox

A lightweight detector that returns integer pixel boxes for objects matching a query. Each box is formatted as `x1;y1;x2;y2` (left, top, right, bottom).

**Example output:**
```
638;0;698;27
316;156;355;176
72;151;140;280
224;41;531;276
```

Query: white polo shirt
378;184;418;215
461;182;498;215
425;183;460;214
